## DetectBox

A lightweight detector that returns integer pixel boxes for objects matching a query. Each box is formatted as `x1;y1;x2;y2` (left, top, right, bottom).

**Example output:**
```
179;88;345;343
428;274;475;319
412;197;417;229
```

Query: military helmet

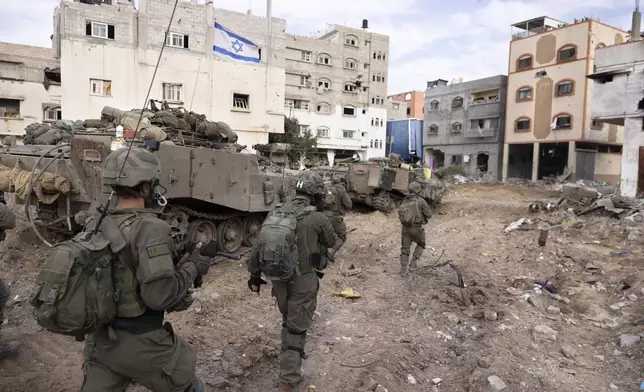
409;181;422;195
295;171;325;196
102;147;161;188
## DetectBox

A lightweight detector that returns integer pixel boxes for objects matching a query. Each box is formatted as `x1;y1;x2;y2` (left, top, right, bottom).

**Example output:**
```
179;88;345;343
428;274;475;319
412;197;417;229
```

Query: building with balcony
0;42;61;141
388;90;423;119
503;16;628;183
589;8;644;197
54;0;286;147
283;23;389;165
423;75;507;179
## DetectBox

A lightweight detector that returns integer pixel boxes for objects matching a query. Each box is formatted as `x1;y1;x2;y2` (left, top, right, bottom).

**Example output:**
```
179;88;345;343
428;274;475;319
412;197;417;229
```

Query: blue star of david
231;40;244;53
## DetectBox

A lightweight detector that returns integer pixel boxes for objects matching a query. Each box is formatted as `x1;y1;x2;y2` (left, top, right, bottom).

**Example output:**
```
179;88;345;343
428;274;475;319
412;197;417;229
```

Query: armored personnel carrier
0;133;286;253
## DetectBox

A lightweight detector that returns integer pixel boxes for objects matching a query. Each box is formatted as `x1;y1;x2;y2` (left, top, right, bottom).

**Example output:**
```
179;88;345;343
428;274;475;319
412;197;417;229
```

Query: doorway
476;152;489;173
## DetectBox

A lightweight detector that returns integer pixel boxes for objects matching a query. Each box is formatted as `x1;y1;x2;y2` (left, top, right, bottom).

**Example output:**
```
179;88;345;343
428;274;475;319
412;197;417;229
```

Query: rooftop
511;16;568;40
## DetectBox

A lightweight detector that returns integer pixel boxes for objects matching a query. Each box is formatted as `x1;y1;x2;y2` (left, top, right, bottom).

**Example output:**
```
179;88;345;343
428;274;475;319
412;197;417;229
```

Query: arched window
515;117;531;132
430;100;439;111
317;53;332;65
377;51;382;60
517;54;533;70
344;57;357;70
552;113;573;129
452;96;463;108
558;44;577;62
316;126;330;138
596;42;606;49
555;79;575;96
451;122;462;132
344;34;359;46
428;124;438;135
344;82;357;93
516;86;533;102
316;102;331;114
318;78;331;89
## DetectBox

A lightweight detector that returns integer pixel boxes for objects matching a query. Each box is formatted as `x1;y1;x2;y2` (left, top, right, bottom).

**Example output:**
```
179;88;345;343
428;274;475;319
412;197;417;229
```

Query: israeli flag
213;23;260;64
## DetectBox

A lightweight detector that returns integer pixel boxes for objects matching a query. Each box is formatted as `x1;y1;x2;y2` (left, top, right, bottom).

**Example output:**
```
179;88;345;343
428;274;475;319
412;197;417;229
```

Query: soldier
324;177;352;245
82;148;210;392
247;173;340;392
0;196;17;360
397;181;432;276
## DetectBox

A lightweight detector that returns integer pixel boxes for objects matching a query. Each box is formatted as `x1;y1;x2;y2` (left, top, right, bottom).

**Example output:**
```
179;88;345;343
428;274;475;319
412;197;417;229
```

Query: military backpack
398;196;422;225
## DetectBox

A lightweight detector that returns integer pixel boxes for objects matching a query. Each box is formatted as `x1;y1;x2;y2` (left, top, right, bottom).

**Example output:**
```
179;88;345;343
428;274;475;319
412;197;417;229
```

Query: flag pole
265;0;272;118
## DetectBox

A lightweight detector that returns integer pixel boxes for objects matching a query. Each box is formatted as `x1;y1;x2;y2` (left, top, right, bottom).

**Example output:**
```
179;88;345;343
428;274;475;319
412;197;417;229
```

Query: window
166;32;189;49
517;54;533;70
344;58;357;70
470;118;499;130
371;118;375;126
405;93;412;101
558;45;577;62
317;53;331;65
555;80;574;96
300;75;311;87
370;139;374;148
343;106;356;116
517;86;533;102
86;21;114;40
344;83;357;93
383;54;386;61
293;99;309;110
317;127;330;138
452;96;463;108
342;130;355;139
451;122;462;133
0;99;21;118
299;125;311;135
90;79;112;96
43;107;62;122
301;51;312;62
373;52;377;60
284;99;294;110
318;78;331;89
232;93;250;111
553;114;572;129
317;102;331;114
406;107;411;115
372;96;384;105
392;103;400;110
428;125;438;135
364;63;369;70
379;140;383;149
515;117;531;132
162;83;183;102
596;42;606;49
430;100;439;111
591;118;602;130
345;35;358;46
377;51;382;60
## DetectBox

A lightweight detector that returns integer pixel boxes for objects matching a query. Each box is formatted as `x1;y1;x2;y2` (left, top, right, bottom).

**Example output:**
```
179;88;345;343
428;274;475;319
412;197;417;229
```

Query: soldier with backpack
397;181;432;276
0;198;17;360
31;147;210;392
247;173;340;392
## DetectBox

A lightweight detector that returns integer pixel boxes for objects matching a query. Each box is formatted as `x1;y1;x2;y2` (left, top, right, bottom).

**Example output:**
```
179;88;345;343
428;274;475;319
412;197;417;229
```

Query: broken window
555;80;574;96
232;93;250;111
430;100;439;111
90;79;112;96
515;117;531;132
451;122;462;133
428;125;438;135
86;21;114;39
43;107;62;122
317;53;331;65
318;78;331;89
344;83;356;93
343;106;356;116
558;45;577;62
300;75;311;86
317;102;331;114
517;87;533;101
591;118;602;130
345;35;358;46
344;58;357;69
166;32;189;49
162;83;183;102
317;127;329;138
301;51;312;62
293;99;309;110
0;98;20;118
452;96;463;108
299;125;311;135
517;55;533;70
554;114;572;129
342;130;355;138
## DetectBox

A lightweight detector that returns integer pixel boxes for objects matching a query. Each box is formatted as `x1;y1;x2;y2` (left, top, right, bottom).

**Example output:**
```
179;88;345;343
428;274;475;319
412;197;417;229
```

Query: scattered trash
308;385;317;392
546;306;560;314
375;385;389;392
445;313;459;324
506;287;522;296
610;250;629;257
610;383;619;390
533;324;558;341
333;289;361;299
432;378;442;385
344;267;363;277
409;302;418;309
610;302;628;311
488;375;507;390
407;374;417;385
620;334;640;348
629;294;638;301
538;229;548;246
505;217;526;233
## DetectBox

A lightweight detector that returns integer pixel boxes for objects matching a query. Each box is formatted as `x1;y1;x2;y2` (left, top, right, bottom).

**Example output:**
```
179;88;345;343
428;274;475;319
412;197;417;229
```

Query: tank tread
174;204;250;221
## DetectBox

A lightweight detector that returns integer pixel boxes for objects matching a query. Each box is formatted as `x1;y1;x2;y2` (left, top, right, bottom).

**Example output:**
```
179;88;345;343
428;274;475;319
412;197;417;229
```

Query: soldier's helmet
102;147;161;189
409;181;422;195
295;171;325;197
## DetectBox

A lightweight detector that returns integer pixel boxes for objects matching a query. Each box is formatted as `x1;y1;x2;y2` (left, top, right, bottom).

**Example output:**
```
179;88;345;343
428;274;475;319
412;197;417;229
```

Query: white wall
621;117;643;197
0;81;61;137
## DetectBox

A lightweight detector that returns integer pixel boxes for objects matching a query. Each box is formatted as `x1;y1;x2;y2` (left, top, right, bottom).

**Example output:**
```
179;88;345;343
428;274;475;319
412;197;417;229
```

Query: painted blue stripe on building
213;46;260;63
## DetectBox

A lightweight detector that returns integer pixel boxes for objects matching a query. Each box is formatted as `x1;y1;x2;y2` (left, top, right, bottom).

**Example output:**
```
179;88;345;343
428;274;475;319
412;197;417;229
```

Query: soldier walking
397;182;432;276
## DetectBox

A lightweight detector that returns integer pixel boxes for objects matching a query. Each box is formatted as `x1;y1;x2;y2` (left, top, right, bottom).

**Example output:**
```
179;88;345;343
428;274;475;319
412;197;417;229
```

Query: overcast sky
0;0;636;94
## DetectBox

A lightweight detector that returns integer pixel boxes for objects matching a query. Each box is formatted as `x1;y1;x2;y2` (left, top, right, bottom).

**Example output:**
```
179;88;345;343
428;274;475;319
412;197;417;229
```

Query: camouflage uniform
248;178;339;390
323;180;352;243
82;148;205;392
399;182;432;275
0;201;17;359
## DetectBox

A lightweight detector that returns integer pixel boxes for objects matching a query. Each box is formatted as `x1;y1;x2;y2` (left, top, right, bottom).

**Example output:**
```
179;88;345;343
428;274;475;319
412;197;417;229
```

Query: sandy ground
1;184;644;392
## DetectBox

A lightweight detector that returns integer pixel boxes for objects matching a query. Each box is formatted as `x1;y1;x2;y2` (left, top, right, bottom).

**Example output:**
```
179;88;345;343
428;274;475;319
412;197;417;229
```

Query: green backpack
31;216;130;339
398;196;421;225
257;203;314;282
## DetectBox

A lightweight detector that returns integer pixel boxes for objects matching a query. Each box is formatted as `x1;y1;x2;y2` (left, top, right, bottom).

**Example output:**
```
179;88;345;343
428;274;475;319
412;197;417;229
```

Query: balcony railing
465;128;498;138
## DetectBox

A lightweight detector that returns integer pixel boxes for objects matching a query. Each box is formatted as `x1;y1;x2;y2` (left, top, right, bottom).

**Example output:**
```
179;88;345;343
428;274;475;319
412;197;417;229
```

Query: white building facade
283;25;389;164
54;0;286;147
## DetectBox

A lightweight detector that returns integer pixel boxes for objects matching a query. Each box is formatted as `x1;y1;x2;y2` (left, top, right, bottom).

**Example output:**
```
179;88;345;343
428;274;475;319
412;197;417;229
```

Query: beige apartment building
502;16;628;183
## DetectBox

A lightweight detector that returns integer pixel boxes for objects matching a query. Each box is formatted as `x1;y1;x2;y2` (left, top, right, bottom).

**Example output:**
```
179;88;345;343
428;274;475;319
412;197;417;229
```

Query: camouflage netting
24;120;85;145
0;164;71;204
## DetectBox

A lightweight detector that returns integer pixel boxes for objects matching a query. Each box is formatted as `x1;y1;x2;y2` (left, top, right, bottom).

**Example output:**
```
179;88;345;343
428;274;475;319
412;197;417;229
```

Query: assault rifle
174;237;240;288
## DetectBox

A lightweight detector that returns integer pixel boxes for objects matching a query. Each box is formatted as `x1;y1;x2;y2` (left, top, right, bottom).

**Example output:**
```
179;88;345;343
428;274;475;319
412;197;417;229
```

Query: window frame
430;100;439;111
316;127;330;138
515;117;531;133
162;82;183;103
43;107;62;122
516;86;533;102
342;106;356;116
557;44;578;63
89;79;112;97
554;79;575;97
91;21;108;39
166;32;188;49
317;102;331;114
231;92;251;112
451;122;463;133
344;57;358;70
452;96;464;108
516;54;533;71
553;113;573;130
343;82;357;93
342;130;356;139
428;124;438;135
344;35;359;47
301;50;312;62
318;78;331;89
590;117;603;130
317;53;332;65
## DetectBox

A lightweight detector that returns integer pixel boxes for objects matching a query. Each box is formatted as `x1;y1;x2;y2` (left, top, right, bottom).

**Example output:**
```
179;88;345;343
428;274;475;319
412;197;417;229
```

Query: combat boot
409;256;420;270
399;255;409;277
279;382;296;392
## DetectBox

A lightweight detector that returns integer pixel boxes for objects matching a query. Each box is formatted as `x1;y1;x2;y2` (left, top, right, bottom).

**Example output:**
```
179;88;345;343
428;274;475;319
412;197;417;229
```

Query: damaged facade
53;0;286;147
283;24;389;164
503;16;627;184
423;75;507;180
0;42;61;141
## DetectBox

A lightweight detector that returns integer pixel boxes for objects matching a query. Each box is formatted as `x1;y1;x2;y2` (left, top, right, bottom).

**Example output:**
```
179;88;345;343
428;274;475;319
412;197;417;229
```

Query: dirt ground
1;184;644;392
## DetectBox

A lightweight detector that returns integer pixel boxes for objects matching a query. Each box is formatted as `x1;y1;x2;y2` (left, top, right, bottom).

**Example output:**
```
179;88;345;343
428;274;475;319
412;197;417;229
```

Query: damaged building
503;16;627;183
0;42;61;142
423;75;507;180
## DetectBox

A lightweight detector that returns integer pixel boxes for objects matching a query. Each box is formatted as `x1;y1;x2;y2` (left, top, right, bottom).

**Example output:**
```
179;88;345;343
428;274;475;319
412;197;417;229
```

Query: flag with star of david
213;23;260;64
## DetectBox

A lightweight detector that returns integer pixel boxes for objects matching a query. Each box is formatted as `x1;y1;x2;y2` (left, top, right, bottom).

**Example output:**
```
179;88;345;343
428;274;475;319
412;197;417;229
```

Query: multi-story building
502;16;628;183
423;75;507;179
589;8;644;196
0;42;61;141
386;97;407;121
388;90;423;119
54;0;286;147
283;23;389;165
